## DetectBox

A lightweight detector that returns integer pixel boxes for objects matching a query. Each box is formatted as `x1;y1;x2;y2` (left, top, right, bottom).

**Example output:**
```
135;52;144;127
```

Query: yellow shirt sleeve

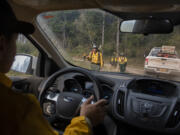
125;57;127;63
64;116;92;135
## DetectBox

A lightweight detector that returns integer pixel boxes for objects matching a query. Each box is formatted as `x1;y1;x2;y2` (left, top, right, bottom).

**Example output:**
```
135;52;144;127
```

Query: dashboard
53;73;114;100
39;69;180;134
128;79;177;97
110;76;180;134
92;72;180;134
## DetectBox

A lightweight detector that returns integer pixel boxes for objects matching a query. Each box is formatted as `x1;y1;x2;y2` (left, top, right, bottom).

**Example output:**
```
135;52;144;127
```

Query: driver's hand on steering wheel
80;95;107;126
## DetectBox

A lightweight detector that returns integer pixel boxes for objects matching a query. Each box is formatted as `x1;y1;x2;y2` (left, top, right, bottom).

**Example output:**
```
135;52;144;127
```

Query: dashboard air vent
49;81;57;91
119;81;126;88
166;102;180;128
52;81;57;87
116;91;125;116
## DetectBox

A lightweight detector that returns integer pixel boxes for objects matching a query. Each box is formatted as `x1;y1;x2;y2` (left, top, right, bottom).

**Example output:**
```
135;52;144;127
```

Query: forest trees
43;9;120;57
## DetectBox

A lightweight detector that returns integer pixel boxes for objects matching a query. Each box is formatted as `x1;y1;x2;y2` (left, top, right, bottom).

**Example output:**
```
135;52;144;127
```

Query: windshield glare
37;9;180;82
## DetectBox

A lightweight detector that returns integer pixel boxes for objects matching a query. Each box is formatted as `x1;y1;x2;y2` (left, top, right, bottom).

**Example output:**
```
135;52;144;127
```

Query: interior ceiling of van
7;0;180;28
9;0;180;13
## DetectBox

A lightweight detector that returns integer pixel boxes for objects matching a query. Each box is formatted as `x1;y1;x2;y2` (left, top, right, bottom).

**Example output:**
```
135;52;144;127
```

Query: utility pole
101;12;105;55
116;18;120;57
63;14;66;48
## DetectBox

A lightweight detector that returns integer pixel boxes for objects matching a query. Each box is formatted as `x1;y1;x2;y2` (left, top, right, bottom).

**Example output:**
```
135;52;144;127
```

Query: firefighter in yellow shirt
110;56;117;67
110;57;114;66
118;53;128;73
88;45;103;71
110;52;118;67
0;1;107;135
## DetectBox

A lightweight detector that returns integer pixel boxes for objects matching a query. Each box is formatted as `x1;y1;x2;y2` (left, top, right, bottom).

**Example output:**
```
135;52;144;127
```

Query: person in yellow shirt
0;1;107;135
110;52;118;68
118;53;128;73
88;44;103;71
110;56;117;67
110;57;114;66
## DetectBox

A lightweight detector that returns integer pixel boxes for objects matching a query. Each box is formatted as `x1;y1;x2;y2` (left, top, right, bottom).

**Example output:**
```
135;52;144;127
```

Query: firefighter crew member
0;1;107;135
110;56;114;66
118;53;128;73
110;52;117;67
110;56;117;67
88;44;103;71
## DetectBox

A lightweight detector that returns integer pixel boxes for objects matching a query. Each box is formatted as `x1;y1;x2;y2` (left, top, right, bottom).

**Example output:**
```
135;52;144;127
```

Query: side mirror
11;54;37;75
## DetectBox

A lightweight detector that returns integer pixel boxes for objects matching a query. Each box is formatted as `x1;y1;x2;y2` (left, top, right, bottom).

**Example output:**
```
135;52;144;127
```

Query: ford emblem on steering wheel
63;96;74;103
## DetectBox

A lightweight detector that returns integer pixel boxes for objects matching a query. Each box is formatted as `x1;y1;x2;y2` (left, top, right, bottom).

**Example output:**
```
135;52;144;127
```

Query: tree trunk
101;12;105;55
116;18;120;57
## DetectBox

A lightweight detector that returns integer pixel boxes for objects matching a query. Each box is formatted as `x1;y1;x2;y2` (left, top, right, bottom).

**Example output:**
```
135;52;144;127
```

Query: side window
7;34;39;77
150;49;160;56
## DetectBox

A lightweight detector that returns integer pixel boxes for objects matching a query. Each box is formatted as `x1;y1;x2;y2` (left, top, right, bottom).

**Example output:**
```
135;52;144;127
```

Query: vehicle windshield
36;9;180;82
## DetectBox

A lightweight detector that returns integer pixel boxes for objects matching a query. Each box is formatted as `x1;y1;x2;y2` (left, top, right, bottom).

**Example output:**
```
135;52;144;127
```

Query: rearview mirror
120;19;173;34
11;54;37;75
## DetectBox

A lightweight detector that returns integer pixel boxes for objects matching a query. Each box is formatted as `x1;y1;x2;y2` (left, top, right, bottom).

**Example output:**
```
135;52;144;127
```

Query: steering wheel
38;67;102;131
